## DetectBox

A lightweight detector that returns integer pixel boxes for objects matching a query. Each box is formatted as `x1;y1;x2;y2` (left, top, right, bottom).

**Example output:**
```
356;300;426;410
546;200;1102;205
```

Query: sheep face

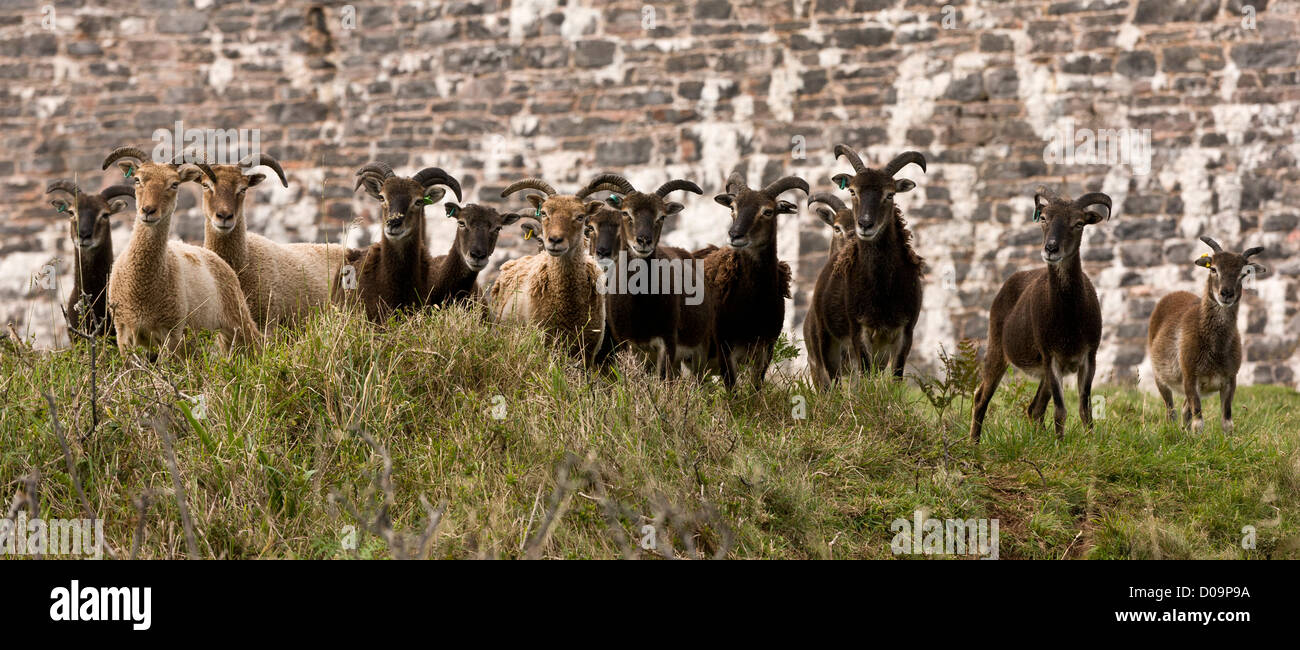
585;203;625;262
1194;238;1266;307
199;165;267;234
831;169;915;242
445;203;521;272
713;188;795;250
1032;190;1111;265
610;193;683;258
809;193;855;242
376;178;443;242
48;185;131;250
122;162;204;226
526;195;600;258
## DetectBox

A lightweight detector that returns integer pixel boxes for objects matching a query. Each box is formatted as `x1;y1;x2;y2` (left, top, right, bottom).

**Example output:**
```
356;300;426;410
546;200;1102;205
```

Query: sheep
197;152;347;328
429;201;524;307
804;147;927;388
702;171;808;389
1147;237;1266;434
576;172;711;378
968;186;1113;442
802;191;862;387
489;177;605;364
100;146;260;356
45;179;134;337
808;192;856;259
335;161;464;322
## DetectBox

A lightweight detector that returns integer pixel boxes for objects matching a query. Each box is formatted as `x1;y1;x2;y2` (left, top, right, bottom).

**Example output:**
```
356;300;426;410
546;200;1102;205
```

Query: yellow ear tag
524;230;532;240
1199;253;1213;267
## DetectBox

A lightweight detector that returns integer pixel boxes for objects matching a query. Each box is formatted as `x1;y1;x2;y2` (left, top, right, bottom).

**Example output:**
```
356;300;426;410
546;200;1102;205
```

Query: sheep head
831;146;926;241
1194;237;1266;308
443;202;522;272
195;152;289;234
47;180;134;250
501;177;601;258
713;172;808;250
102;146;205;226
355;162;462;243
808;192;854;239
1032;186;1112;265
580;173;703;259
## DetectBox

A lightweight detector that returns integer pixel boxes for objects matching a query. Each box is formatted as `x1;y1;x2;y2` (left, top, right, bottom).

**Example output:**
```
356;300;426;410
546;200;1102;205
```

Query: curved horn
101;146;148;171
239;153;288;188
1199;236;1223;253
833;144;866;174
808;192;847;214
724;172;748;194
501;177;556;198
883;151;927;177
761;176;810;198
354;161;395;192
655;179;703;198
412;167;463;202
578;173;635;198
1243;246;1264;259
98;184;136;201
45;179;81;196
1073;192;1112;216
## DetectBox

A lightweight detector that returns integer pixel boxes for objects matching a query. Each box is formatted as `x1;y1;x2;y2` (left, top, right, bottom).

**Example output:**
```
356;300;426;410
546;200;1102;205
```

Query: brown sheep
969;186;1112;442
1147;237;1266;434
45;179;134;337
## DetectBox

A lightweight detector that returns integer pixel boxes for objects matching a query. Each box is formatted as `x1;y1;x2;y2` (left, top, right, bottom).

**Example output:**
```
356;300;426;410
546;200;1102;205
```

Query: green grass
2;306;1297;559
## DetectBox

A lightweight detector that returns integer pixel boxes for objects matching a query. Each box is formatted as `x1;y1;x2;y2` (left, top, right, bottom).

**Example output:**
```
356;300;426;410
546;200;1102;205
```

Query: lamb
701;171;808;389
427;200;523;307
197;152;347;328
334;161;463;322
577;172;711;378
489;177;605;364
45;179;134;336
968;187;1113;442
100;146;260;356
801;191;862;386
1147;237;1266;434
804;147;927;388
808;192;856;259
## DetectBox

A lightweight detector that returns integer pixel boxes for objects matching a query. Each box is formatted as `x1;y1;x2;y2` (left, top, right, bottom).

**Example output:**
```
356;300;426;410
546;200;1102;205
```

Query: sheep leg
1077;350;1096;432
1156;382;1176;423
969;347;1008;443
890;328;912;380
1182;374;1203;433
718;342;738;389
749;342;773;391
1220;376;1236;435
1026;381;1050;424
1046;363;1067;440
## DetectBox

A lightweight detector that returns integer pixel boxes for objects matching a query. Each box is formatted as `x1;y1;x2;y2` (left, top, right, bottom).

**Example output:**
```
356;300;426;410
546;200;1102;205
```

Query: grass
2;305;1297;559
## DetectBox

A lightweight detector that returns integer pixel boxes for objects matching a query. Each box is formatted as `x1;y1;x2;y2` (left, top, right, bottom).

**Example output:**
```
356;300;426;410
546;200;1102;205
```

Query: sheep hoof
1222;419;1233;435
1191;418;1204;434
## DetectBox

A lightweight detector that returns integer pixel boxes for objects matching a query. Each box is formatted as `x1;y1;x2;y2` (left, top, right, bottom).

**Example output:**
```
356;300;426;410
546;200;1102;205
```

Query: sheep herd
47;142;1266;442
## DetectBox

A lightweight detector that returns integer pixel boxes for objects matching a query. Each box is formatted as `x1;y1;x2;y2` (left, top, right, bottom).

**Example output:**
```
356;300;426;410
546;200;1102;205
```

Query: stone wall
2;0;1298;387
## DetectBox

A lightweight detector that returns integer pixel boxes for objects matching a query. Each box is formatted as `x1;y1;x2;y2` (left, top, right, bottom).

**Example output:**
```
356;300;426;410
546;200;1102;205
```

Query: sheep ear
814;206;836;227
713;193;734;208
831;174;853;191
894;179;916;193
106;199;128;215
117;161;137;178
423;188;446;204
520;220;541;241
1081;203;1109;224
50;199;71;213
664;202;684;216
177;164;204;183
444;202;460;218
583;200;605;216
604;195;622;208
361;177;384;200
1249;262;1268;277
775;200;797;215
500;212;521;226
1194;254;1214;269
526;194;545;211
245;173;267;188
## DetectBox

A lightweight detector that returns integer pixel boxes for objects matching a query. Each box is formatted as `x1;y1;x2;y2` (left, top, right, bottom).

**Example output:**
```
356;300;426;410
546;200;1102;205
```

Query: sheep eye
1210;268;1218;274
457;221;466;228
170;182;179;190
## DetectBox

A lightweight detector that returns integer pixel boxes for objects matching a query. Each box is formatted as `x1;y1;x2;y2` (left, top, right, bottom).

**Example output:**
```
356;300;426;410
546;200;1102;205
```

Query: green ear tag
57;204;67;213
837;177;847;190
423;195;434;204
1033;207;1042;222
535;208;542;218
447;206;456;217
124;167;134;178
609;195;620;206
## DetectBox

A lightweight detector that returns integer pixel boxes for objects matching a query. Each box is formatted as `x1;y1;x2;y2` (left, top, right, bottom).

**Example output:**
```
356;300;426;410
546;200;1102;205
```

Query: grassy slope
2;306;1297;559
